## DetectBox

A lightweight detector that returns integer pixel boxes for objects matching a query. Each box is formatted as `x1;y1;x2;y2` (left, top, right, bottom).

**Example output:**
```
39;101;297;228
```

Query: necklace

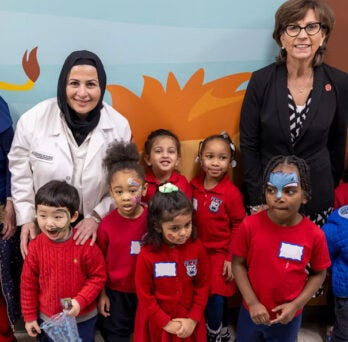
288;71;313;94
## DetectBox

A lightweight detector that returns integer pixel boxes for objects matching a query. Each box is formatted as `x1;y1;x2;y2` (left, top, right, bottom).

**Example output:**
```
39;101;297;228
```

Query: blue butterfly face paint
268;171;299;199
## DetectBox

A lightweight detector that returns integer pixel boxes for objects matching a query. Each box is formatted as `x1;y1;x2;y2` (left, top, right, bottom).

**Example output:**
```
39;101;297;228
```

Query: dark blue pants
205;294;225;330
235;305;302;342
98;288;137;342
333;297;348;342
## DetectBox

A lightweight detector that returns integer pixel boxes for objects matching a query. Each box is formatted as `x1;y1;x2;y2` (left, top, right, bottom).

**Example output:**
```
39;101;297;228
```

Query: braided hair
262;155;311;203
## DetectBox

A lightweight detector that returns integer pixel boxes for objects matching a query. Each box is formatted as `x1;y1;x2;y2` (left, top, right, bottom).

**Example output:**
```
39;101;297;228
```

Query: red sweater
190;172;245;258
21;232;107;322
134;239;210;341
97;207;147;293
191;172;245;296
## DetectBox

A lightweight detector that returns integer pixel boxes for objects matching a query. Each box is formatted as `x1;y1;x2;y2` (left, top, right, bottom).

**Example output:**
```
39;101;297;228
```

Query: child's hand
163;319;182;334
222;260;233;282
270;302;297;325
173;318;197;338
98;290;111;317
249;302;270;325
25;320;41;337
67;299;80;317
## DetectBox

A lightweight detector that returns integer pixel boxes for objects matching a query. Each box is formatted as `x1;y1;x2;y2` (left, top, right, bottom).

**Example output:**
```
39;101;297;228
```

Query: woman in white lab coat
9;50;132;258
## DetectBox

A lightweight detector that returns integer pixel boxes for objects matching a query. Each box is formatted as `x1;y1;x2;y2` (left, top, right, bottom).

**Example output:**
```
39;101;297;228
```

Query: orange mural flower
107;68;251;149
107;68;251;180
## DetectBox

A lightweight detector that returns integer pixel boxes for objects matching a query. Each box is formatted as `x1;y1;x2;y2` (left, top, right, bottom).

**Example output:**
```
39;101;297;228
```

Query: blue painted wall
0;0;284;122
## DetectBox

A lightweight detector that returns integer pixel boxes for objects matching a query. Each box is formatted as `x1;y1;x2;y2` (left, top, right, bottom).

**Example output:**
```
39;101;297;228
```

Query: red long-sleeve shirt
134;238;210;341
21;232;106;322
190;172;245;296
143;170;192;203
97;207;147;293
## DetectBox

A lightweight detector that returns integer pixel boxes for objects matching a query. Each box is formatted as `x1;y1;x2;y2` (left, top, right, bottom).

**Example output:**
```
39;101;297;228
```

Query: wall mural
0;47;39;91
1;1;346;180
107;69;251;179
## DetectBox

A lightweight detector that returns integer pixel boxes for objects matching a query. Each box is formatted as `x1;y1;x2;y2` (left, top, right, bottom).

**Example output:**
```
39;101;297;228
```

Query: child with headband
134;183;210;341
20;180;106;342
232;155;330;341
190;132;245;342
97;141;148;342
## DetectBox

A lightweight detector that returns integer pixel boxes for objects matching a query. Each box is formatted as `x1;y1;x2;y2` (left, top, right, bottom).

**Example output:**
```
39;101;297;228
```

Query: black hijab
57;50;107;145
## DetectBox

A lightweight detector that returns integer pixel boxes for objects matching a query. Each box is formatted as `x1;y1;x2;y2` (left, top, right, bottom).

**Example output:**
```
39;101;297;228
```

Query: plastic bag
40;311;81;342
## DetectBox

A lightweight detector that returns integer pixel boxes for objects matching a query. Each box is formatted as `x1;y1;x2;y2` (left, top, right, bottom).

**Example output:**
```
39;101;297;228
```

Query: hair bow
159;183;178;193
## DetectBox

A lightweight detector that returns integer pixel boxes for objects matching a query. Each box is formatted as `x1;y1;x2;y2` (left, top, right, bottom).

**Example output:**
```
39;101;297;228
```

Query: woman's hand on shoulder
73;217;98;246
20;221;40;259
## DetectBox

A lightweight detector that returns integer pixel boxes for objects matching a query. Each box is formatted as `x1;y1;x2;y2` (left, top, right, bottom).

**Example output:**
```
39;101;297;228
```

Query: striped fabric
288;90;312;143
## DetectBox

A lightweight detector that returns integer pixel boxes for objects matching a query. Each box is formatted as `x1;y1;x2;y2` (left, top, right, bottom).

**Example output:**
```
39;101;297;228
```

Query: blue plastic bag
40;311;81;342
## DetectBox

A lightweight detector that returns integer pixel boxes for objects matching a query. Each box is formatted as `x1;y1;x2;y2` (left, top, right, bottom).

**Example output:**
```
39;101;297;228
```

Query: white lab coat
8;98;131;225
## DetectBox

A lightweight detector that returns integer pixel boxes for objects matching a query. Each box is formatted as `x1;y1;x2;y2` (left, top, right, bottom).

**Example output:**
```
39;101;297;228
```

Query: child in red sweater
97;141;148;342
134;183;210;341
142;129;191;203
190;132;245;342
20;180;106;342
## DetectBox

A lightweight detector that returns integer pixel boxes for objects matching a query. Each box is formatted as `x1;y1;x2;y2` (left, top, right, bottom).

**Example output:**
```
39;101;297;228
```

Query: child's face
200;139;231;182
145;136;180;178
265;163;307;226
36;205;78;241
159;213;192;246
109;169;147;218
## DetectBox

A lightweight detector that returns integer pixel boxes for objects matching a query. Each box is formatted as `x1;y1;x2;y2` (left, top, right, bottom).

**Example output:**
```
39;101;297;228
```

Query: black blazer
240;62;348;215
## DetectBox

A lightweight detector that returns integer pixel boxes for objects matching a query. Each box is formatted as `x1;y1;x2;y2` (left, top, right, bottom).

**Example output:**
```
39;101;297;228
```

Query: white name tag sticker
279;242;303;261
130;241;141;255
155;262;177;277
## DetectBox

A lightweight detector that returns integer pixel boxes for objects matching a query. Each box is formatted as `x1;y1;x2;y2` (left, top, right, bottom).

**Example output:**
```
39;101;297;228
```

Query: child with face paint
232;155;331;342
96;141;148;342
134;183;210;341
20;180;107;342
190;132;245;342
143;129;192;203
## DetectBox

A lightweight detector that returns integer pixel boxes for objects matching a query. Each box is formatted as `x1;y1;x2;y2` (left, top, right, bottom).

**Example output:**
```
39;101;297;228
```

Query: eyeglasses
284;22;322;37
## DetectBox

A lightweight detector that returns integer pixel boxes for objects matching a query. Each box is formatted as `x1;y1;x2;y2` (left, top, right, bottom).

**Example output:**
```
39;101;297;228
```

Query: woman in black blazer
240;0;348;225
